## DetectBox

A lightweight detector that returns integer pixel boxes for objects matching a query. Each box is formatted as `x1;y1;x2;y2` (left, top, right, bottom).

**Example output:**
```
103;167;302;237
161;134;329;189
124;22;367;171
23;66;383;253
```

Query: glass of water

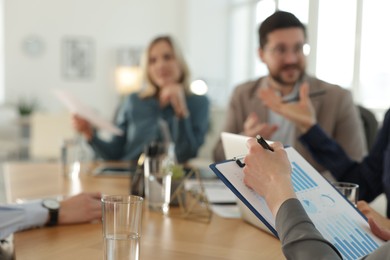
142;142;174;214
333;182;359;206
143;152;172;214
102;195;143;260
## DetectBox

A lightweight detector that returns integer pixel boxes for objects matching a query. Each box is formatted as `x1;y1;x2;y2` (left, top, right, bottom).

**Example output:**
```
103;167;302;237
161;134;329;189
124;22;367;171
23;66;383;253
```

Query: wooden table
3;162;284;260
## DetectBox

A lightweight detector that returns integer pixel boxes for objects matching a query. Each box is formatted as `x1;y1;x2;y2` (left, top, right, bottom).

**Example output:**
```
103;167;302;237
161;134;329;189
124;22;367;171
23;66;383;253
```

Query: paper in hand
53;89;123;136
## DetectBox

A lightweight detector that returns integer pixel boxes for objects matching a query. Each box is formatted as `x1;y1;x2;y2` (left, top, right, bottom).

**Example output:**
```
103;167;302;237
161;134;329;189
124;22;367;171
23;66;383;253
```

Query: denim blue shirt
300;108;390;216
89;93;210;163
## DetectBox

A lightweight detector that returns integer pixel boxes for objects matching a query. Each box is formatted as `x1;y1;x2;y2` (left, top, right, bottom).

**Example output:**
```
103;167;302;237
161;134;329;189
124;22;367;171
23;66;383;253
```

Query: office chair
357;105;378;150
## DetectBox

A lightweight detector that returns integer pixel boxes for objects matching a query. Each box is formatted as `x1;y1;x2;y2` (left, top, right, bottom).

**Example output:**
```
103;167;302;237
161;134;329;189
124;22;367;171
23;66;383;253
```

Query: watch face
42;199;60;210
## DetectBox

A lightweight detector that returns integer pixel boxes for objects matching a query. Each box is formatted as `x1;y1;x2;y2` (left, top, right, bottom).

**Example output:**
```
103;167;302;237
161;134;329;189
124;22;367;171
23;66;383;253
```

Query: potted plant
17;97;38;117
15;97;39;139
170;164;186;206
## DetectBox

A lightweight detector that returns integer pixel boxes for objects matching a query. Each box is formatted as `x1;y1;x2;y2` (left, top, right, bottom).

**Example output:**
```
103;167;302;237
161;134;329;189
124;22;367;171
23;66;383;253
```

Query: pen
256;135;274;152
282;90;326;103
235;136;273;167
211;202;237;206
235;158;246;168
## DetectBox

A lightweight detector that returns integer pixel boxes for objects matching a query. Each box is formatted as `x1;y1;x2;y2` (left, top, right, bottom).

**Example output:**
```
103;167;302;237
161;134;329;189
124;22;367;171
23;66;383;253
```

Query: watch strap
46;209;59;227
42;200;60;226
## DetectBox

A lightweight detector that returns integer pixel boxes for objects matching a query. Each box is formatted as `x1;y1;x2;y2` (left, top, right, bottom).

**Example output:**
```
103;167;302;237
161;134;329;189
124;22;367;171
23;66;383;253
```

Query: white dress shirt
267;80;300;145
0;201;48;239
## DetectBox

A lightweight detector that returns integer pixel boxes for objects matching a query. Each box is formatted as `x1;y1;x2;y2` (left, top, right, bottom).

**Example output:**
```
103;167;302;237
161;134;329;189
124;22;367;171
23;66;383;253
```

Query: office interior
0;0;389;250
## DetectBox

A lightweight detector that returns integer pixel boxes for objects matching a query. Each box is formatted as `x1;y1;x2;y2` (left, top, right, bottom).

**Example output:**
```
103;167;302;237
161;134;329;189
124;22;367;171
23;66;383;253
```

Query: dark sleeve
276;198;342;259
175;95;210;163
299;108;390;203
299;124;357;178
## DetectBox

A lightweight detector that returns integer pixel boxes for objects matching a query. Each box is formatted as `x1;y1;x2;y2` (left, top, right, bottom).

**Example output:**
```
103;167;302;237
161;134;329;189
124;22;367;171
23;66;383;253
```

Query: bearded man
213;11;366;174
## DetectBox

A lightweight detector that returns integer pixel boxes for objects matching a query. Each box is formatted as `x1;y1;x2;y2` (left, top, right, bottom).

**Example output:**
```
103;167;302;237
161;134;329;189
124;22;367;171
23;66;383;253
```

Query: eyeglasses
266;43;307;59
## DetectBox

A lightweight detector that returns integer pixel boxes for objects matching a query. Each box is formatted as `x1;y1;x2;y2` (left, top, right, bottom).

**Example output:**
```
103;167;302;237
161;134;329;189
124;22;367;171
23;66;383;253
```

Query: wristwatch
42;199;60;226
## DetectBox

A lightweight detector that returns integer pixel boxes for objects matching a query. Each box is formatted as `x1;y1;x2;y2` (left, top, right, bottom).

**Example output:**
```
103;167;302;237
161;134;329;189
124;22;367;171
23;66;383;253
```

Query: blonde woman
73;36;209;163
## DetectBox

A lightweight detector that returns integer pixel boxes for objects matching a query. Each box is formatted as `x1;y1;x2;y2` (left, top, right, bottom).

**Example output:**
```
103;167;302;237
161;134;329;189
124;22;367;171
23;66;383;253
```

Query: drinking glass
143;154;172;214
333;182;359;206
102;195;143;260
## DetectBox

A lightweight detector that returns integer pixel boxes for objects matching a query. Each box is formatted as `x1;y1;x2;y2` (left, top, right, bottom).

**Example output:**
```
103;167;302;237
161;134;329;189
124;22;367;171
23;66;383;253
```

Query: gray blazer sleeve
276;199;390;260
276;199;343;260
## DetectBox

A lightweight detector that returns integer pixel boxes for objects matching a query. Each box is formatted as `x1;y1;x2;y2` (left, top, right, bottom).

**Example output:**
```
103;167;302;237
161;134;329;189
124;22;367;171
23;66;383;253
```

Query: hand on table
58;192;102;225
368;218;390;241
357;200;390;241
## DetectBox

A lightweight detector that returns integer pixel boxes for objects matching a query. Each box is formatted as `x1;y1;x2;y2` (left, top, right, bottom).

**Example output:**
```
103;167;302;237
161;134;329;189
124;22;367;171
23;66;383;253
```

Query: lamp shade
115;66;142;95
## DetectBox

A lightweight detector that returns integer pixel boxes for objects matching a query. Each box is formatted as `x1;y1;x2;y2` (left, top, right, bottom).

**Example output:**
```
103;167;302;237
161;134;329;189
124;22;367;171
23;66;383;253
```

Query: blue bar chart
291;160;381;259
317;214;380;260
291;162;318;192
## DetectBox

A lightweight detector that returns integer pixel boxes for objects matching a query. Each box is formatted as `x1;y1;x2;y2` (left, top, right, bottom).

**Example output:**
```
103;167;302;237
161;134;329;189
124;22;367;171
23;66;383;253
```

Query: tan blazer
213;75;367;173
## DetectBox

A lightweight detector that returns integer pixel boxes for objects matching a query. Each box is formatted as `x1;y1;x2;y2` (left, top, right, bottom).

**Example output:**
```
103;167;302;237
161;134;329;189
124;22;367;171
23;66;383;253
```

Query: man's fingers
244;113;259;128
299;82;310;104
368;218;390;241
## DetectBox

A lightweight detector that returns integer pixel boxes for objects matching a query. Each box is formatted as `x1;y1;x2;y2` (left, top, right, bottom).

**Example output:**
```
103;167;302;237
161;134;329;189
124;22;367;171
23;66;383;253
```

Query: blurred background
0;0;388;162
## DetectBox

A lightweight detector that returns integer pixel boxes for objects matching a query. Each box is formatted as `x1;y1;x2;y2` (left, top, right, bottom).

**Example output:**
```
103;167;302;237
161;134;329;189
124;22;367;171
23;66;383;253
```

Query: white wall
3;0;230;119
185;0;229;107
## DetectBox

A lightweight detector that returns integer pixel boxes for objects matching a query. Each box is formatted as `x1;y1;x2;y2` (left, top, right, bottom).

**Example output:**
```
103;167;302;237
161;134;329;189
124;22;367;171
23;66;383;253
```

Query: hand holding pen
235;135;273;167
256;135;274;152
242;139;295;217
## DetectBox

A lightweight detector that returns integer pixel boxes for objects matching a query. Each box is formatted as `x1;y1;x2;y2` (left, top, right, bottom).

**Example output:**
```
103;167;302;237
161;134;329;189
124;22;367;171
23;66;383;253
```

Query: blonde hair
138;35;191;98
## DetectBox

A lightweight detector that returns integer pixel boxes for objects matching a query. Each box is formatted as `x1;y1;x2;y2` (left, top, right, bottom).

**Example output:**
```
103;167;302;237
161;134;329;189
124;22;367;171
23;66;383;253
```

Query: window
229;3;254;91
0;0;3;103
316;0;356;88
359;0;390;110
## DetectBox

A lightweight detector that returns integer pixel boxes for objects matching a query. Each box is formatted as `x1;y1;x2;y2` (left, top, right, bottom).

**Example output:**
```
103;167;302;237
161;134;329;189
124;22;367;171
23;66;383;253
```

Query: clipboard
210;147;384;260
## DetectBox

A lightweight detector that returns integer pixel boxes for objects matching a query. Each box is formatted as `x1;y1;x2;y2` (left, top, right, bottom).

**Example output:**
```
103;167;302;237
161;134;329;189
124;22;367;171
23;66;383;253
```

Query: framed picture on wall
62;37;94;80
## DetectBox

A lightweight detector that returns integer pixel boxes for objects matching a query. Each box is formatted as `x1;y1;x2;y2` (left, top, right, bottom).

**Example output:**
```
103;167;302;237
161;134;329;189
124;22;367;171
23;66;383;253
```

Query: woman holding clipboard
243;139;390;259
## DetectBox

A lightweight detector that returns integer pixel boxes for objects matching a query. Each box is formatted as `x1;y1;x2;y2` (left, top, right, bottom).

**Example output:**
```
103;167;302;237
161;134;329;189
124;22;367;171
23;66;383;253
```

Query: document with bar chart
209;147;384;260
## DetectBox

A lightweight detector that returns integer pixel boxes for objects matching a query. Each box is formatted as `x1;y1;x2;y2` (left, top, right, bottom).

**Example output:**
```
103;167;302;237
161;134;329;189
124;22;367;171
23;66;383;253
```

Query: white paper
214;147;385;260
221;132;274;159
53;89;123;136
185;178;239;218
185;179;237;204
221;132;251;159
